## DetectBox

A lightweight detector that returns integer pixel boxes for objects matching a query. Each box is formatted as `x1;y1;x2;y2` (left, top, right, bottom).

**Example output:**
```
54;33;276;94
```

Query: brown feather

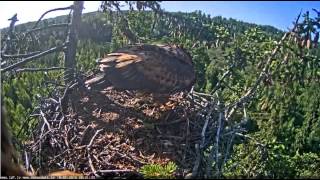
1;106;31;176
85;44;196;93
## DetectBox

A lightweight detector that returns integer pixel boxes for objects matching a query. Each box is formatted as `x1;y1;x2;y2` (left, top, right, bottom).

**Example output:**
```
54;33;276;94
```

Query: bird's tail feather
85;73;111;91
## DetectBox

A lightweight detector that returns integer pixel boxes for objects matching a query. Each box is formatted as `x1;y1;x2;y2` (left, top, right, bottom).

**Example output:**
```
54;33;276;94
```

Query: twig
24;151;30;172
1;43;67;72
58;116;65;129
115;152;147;165
38;124;48;142
64;125;70;149
190;93;210;105
15;67;66;73
192;91;215;98
29;114;41;117
200;104;214;149
88;153;98;177
200;116;210;148
96;169;136;173
51;149;71;162
48;98;59;104
235;132;266;147
191;143;201;178
87;129;103;148
211;70;231;94
40;110;52;131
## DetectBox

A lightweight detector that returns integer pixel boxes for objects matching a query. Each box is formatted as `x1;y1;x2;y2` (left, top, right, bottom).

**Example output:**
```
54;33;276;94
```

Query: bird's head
171;44;194;66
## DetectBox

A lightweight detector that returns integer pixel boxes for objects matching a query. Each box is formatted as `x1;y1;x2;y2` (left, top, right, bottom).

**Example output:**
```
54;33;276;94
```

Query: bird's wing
98;52;157;91
94;45;195;93
126;47;195;93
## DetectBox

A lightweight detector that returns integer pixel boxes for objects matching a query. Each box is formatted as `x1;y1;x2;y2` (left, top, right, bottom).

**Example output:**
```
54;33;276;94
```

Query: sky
0;1;319;31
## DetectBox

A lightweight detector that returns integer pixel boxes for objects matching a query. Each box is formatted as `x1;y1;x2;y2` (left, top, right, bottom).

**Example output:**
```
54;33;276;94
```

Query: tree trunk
62;1;83;113
64;1;83;83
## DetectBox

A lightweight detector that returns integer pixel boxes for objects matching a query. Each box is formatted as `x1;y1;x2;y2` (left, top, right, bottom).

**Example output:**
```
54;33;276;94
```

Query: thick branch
1;51;41;59
1;44;67;73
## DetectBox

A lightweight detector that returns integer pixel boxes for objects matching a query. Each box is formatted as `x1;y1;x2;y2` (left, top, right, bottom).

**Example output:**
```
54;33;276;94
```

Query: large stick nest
25;87;220;178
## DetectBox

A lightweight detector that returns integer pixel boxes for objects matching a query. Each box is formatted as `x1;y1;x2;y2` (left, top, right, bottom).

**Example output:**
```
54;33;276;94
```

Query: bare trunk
62;1;83;112
64;1;83;83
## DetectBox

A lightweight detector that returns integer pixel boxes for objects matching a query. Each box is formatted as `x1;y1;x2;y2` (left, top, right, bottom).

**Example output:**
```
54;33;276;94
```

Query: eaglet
84;44;196;108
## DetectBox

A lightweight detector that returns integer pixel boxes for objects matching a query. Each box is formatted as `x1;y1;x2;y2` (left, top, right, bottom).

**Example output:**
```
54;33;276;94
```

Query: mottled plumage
85;44;196;94
1;106;30;176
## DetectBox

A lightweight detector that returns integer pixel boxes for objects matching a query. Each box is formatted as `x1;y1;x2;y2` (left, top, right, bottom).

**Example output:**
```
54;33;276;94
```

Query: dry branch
1;51;41;59
87;129;103;148
1;43;67;72
96;169;136;173
191;143;201;178
210;70;231;94
235;133;266;147
40;110;52;131
31;6;73;30
225;32;290;120
223;11;303;122
15;67;66;73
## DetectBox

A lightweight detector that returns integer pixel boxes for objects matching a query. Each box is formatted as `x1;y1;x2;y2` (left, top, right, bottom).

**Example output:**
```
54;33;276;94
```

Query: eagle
1;106;29;176
85;44;196;96
1;105;82;177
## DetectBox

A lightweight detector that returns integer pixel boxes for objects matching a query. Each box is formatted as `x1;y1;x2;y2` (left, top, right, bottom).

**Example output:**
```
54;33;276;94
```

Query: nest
24;87;220;178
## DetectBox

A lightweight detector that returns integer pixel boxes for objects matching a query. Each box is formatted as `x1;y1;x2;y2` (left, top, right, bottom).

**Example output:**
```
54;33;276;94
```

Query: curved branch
31;6;73;30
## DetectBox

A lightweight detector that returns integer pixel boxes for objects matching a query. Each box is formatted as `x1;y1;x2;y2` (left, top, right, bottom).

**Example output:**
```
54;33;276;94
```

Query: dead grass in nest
25;88;207;178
